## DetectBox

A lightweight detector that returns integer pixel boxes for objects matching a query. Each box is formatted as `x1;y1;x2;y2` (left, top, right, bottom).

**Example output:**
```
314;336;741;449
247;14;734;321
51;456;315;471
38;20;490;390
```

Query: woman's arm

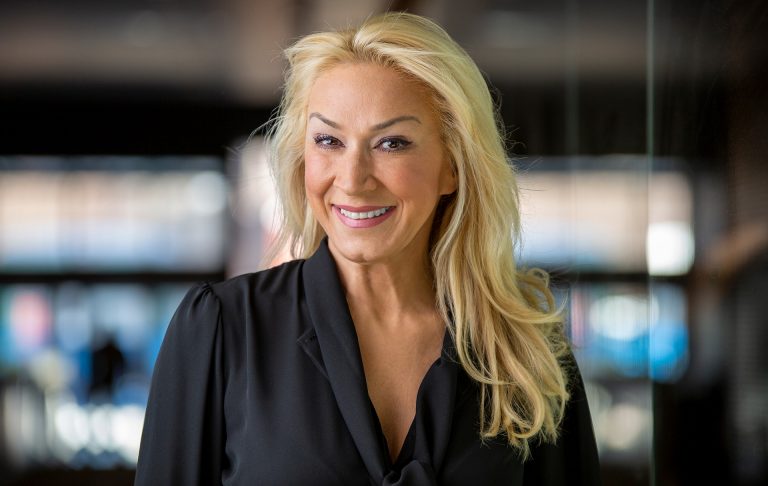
135;282;226;486
523;354;602;486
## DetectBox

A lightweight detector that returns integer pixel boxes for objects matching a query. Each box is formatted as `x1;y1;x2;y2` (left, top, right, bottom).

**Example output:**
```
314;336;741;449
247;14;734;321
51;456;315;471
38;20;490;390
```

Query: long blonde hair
266;12;570;458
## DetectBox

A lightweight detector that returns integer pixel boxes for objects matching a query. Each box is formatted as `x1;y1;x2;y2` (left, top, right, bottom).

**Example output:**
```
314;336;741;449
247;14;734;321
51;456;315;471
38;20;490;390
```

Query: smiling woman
303;63;458;461
304;63;456;269
135;11;600;486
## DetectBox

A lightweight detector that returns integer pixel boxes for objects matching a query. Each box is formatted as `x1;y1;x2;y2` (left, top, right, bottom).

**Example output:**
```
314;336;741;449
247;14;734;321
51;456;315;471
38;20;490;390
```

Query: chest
217;285;524;485
354;324;445;459
221;357;523;486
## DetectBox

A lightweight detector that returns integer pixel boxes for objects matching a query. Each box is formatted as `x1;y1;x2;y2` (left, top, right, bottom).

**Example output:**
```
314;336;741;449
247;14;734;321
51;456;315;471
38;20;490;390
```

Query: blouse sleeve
523;354;602;486
135;282;226;486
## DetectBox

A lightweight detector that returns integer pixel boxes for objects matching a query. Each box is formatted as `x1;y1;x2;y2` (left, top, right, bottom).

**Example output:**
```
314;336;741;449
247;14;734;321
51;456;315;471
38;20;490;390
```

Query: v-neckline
369;393;416;467
367;348;447;467
302;238;460;481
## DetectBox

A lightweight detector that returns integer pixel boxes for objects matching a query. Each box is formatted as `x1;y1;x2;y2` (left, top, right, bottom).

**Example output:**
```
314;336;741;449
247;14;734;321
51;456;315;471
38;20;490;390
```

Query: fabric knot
381;460;437;486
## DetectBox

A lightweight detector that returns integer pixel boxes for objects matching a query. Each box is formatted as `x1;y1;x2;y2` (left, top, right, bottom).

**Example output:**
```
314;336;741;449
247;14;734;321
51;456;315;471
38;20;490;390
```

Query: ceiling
0;0;688;105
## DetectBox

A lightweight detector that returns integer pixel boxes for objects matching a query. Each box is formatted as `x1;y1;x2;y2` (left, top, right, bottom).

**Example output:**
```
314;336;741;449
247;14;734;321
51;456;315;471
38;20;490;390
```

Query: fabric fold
303;239;390;481
302;239;459;483
382;460;437;485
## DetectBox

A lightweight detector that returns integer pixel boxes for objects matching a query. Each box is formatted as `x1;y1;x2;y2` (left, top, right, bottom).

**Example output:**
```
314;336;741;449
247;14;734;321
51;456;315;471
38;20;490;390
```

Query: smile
338;207;392;220
333;205;396;228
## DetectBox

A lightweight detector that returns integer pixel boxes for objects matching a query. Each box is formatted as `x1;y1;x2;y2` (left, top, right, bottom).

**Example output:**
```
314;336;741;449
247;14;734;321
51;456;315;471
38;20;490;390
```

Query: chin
328;238;384;264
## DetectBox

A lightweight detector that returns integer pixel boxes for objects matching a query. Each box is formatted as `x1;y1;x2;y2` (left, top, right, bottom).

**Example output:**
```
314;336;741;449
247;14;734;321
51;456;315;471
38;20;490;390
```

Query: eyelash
312;134;412;152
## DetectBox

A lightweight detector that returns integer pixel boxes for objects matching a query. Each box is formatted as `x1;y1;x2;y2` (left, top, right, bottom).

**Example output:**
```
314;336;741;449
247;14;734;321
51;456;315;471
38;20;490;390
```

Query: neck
330;244;437;330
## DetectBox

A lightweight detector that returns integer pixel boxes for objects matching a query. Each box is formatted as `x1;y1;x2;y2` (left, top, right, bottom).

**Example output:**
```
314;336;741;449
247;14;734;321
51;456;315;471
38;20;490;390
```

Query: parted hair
266;11;571;459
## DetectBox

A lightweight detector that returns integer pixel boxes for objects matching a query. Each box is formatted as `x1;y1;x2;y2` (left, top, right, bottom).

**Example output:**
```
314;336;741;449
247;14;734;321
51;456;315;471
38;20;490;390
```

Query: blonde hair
266;12;570;459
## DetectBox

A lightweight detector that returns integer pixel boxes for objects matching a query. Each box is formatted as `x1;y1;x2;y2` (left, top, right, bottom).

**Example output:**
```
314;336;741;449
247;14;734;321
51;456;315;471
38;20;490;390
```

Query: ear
438;157;458;196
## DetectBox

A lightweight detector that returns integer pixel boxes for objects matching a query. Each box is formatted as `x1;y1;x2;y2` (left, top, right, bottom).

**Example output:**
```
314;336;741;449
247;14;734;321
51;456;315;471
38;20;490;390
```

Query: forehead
306;63;437;124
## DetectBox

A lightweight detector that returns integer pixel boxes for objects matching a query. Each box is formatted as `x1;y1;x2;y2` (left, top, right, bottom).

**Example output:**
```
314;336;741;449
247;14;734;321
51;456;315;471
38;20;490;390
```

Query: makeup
333;204;396;228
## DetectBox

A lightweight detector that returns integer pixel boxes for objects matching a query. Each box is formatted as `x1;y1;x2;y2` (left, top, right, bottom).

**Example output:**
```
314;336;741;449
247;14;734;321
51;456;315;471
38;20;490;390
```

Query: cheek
303;153;331;201
303;151;321;187
390;158;449;198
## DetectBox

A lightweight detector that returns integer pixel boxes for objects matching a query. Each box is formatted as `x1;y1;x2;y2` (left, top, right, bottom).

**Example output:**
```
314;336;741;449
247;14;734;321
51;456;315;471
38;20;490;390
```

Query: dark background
1;0;766;484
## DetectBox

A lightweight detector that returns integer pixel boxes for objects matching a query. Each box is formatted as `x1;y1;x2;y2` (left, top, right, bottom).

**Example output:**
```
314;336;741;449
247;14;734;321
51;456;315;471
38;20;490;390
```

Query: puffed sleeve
135;282;226;486
523;354;602;485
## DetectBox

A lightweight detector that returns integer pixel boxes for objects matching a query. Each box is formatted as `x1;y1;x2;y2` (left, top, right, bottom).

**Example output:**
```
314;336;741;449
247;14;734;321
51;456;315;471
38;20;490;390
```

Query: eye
313;134;343;149
377;137;412;152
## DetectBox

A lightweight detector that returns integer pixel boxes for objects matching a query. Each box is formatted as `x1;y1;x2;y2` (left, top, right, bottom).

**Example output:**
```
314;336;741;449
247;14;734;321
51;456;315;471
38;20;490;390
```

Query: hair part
266;11;571;459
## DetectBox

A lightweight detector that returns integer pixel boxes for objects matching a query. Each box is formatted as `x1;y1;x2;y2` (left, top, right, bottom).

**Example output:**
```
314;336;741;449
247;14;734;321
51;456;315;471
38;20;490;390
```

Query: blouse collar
300;238;459;485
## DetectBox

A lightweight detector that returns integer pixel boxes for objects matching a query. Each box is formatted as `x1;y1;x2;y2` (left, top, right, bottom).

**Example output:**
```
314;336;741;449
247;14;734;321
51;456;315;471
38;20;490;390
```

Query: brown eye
314;134;342;148
378;138;411;152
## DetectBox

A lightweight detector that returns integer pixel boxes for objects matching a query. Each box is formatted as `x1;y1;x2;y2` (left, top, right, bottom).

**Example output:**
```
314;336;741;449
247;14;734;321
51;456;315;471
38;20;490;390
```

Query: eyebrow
308;112;421;131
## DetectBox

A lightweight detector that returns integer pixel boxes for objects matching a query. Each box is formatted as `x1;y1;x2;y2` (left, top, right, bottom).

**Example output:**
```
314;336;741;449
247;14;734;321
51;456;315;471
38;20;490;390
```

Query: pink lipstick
333;204;395;228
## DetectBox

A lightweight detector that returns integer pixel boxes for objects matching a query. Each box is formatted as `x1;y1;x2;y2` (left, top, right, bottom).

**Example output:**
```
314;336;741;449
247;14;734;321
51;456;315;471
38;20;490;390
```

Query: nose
333;146;376;194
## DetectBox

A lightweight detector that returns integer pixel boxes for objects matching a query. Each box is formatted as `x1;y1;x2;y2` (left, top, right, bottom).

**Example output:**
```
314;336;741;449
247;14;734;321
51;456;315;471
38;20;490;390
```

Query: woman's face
304;62;456;268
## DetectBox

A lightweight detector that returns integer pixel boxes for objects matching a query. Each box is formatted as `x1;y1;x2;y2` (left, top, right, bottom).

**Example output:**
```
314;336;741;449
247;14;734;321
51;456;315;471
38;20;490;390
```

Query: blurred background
0;0;766;484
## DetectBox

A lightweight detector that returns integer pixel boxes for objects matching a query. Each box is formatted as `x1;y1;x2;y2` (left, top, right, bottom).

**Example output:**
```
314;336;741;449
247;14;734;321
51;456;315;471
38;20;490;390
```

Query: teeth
339;207;391;220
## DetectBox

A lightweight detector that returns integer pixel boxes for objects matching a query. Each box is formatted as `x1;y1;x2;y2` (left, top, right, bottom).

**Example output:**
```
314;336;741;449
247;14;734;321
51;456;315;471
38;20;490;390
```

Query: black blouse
135;239;601;485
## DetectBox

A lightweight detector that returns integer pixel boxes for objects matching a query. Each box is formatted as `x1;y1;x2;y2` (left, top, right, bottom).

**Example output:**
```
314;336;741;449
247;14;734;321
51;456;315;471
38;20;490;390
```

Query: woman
135;12;600;486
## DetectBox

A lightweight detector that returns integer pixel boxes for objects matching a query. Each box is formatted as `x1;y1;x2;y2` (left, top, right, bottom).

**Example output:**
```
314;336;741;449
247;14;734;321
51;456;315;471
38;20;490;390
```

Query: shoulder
201;258;307;319
159;258;311;370
206;258;306;303
167;258;307;335
183;258;313;347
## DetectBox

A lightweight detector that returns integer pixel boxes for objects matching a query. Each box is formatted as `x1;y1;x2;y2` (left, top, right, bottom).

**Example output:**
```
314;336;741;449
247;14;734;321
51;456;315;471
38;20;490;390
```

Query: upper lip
333;204;394;212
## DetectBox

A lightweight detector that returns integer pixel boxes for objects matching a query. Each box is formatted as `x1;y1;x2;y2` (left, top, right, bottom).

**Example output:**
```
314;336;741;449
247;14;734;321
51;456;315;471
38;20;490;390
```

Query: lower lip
333;206;395;228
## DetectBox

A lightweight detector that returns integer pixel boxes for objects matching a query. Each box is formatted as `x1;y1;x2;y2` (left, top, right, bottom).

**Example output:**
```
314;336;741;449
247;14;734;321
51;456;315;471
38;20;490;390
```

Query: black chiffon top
135;239;601;485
